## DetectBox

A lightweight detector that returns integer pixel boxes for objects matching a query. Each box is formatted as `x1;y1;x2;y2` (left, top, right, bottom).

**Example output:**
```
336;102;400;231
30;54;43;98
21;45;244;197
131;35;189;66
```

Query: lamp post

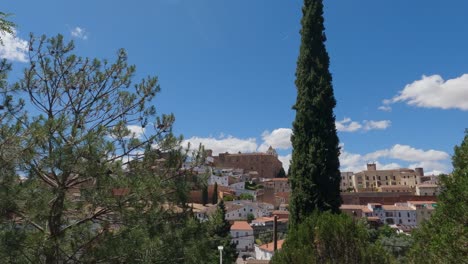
218;245;223;264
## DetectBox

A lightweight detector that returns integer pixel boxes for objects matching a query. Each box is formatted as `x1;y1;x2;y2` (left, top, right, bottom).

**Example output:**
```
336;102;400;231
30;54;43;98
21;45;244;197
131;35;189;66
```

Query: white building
225;201;273;221
231;221;254;253
382;204;417;225
209;174;229;187
254;239;285;261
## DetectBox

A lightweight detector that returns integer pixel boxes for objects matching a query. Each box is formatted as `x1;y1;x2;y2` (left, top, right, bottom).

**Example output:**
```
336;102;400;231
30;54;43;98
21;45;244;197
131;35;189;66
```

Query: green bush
271;211;394;264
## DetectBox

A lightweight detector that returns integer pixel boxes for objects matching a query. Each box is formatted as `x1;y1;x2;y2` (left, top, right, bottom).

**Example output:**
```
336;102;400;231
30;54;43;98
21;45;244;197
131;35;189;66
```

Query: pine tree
407;131;468;263
206;200;238;263
0;34;208;263
289;0;342;227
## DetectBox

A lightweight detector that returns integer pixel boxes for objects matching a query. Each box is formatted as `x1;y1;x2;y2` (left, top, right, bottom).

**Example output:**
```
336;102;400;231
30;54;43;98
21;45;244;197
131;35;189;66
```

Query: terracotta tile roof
407;201;437;205
225;204;244;213
382;205;415;211
380;185;412;189
231;221;253;231
340;204;366;210
362;207;372;213
259;239;285;252
271;178;289;182
272;210;289;215
253;217;274;223
275;192;289;199
417;184;438;188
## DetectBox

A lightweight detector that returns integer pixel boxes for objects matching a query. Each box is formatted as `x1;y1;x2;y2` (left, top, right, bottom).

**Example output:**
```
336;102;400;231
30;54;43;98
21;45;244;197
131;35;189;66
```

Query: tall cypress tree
289;0;341;227
212;182;218;204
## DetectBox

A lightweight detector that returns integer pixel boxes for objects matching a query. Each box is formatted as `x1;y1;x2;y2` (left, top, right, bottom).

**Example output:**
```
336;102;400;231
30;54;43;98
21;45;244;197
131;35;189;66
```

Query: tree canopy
407;131;468;263
0;34;213;263
289;0;341;227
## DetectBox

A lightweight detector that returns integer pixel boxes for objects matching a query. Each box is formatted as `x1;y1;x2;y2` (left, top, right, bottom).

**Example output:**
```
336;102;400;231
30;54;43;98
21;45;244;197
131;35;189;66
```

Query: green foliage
0;12;15;45
257;230;286;245
205;200;238;263
239;193;254;201
407;132;468;264
289;0;341;227
247;213;255;223
245;181;262;190
277;167;286;178
271;212;394;264
223;195;234;202
202;185;208;205
0;34;209;263
212;182;218;204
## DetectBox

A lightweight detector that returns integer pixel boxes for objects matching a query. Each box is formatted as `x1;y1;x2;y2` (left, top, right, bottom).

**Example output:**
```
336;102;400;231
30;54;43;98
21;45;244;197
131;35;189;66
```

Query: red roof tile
231;221;253;231
259;239;285;252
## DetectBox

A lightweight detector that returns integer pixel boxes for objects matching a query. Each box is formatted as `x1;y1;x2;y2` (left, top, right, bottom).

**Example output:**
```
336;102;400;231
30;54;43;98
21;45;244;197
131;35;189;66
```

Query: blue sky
2;0;467;174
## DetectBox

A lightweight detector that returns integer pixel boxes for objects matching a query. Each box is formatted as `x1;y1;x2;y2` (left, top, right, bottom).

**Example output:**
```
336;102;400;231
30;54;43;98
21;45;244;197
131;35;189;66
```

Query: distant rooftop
231;221;253;231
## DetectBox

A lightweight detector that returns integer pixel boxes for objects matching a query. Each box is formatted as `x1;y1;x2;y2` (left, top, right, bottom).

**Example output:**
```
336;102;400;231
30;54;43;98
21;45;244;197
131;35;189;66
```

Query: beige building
341;172;354;191
352;164;424;191
378;185;414;194
211;146;283;178
407;201;437;225
416;184;440;196
263;178;290;193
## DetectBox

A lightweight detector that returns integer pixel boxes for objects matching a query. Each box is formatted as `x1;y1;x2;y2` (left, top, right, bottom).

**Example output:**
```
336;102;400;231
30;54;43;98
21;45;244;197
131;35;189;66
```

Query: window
407;212;410;218
245;232;248;236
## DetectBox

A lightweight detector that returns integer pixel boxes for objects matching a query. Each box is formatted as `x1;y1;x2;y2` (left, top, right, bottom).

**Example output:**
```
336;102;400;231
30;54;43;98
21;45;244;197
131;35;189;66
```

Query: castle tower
266;146;278;158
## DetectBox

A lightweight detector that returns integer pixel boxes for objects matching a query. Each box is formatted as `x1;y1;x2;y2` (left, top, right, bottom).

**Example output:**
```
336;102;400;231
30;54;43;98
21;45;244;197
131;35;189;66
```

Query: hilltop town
184;148;440;262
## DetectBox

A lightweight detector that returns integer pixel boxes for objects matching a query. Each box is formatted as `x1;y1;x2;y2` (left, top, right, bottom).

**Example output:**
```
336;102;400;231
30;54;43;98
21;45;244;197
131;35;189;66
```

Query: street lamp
218;245;224;264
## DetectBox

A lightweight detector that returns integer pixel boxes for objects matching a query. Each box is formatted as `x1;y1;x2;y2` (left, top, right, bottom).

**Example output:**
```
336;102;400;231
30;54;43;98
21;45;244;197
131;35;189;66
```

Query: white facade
382;205;417;225
209;174;229;187
229;182;245;191
416;184;439;196
231;222;254;253
254;246;274;260
225;201;273;221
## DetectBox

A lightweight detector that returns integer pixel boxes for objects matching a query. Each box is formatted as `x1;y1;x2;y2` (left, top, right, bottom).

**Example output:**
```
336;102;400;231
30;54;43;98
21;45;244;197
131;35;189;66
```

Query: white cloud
365;144;449;162
258;128;292;152
383;74;468;110
182;135;258;155
336;118;391;132
363;120;391;131
127;125;145;139
336;118;362;132
278;154;292;173
378;105;392;112
0;29;28;62
340;144;450;174
409;161;448;176
71;27;88;40
183;130;450;175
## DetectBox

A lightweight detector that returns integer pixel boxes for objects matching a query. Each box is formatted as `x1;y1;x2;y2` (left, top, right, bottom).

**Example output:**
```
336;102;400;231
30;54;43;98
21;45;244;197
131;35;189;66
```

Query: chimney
415;167;424;177
367;163;377;171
